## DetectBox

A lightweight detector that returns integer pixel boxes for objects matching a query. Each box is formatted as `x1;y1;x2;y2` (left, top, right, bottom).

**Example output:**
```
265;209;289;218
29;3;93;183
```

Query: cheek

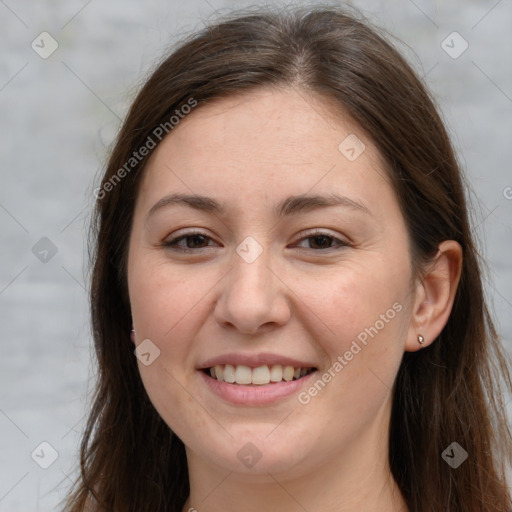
128;255;218;438
287;265;409;455
295;256;411;400
129;252;213;343
303;258;409;343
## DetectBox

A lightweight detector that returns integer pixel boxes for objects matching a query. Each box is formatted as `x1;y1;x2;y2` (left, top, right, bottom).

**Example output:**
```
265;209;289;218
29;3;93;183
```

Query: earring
417;334;425;345
130;325;135;342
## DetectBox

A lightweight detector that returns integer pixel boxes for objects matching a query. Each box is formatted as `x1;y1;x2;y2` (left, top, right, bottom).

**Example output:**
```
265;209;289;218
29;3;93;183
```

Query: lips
197;353;318;405
199;366;318;406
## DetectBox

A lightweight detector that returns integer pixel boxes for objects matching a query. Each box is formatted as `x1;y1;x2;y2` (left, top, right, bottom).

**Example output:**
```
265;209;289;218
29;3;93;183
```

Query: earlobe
405;240;463;352
130;324;136;344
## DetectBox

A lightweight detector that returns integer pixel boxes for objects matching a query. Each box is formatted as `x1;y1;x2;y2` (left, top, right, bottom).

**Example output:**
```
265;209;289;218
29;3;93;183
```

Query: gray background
1;0;511;510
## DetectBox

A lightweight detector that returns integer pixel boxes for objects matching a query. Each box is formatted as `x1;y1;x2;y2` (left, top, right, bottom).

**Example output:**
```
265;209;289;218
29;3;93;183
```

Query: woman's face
127;87;416;478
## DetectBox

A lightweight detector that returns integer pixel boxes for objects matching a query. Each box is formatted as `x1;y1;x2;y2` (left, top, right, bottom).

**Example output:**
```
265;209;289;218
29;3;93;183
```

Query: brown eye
163;232;217;252
294;232;349;251
308;235;334;249
183;234;209;248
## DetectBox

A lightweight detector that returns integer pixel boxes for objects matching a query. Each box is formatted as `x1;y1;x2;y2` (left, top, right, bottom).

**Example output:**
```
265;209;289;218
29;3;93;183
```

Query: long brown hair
64;5;512;511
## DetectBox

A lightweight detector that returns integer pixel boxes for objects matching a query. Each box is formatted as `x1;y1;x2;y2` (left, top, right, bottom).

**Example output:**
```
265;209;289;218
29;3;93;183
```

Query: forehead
138;87;392;211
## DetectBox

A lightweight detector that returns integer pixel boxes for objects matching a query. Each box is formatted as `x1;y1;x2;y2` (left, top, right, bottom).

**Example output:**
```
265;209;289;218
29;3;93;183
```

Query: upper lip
197;352;317;370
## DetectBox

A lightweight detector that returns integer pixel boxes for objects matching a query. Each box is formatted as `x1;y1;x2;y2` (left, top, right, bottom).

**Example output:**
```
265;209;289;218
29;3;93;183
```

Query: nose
214;249;291;335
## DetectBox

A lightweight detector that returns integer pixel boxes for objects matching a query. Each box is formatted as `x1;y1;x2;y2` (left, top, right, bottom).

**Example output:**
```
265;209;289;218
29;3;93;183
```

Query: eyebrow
147;192;371;220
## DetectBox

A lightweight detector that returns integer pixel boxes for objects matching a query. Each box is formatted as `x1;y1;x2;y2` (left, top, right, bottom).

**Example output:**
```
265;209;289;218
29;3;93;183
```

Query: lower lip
199;370;316;406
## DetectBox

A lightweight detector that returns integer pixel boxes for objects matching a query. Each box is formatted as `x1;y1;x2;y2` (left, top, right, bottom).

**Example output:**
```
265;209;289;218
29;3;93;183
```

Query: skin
127;87;462;512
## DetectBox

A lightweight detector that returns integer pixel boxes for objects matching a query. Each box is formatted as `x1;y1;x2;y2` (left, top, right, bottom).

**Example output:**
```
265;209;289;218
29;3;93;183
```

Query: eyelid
165;228;212;240
162;228;351;253
162;229;220;251
291;228;351;247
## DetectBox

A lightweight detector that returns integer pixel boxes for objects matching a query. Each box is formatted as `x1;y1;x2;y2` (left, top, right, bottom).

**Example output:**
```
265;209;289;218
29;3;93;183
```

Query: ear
405;240;463;352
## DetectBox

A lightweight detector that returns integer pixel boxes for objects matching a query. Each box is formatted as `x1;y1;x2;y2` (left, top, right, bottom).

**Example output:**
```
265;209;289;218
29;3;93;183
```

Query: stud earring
417;334;425;345
130;325;135;342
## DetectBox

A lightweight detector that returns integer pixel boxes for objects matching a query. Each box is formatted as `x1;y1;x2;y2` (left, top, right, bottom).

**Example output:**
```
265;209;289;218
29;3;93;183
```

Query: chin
187;425;318;478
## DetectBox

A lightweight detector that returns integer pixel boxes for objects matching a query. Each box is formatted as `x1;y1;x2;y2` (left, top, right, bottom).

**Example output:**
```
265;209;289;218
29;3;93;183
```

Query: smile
199;365;318;406
204;364;316;385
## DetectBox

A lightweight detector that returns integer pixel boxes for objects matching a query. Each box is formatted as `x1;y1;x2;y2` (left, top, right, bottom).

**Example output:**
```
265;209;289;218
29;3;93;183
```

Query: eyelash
162;230;350;253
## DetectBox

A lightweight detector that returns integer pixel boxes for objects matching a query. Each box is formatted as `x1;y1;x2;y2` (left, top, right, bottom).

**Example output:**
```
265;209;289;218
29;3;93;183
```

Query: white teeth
235;365;252;385
269;365;283;382
283;365;294;381
252;366;270;385
207;364;314;385
223;364;235;383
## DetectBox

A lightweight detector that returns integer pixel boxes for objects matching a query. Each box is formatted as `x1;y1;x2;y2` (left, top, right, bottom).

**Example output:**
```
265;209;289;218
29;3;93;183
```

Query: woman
65;5;512;511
